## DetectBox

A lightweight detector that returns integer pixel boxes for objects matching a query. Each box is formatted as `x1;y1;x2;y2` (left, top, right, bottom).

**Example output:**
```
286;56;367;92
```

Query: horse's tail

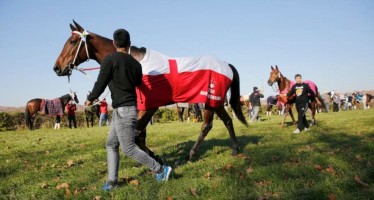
229;64;248;127
25;104;32;130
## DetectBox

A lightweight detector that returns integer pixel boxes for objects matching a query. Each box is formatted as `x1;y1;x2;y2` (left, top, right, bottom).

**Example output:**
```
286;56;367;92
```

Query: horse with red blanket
53;21;247;163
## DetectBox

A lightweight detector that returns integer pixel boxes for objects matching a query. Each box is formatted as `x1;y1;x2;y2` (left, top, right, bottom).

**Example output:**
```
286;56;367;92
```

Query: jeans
99;113;110;127
106;106;162;183
250;106;260;122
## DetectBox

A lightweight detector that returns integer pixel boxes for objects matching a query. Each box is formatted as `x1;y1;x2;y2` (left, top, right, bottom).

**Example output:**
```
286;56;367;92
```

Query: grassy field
1;109;373;199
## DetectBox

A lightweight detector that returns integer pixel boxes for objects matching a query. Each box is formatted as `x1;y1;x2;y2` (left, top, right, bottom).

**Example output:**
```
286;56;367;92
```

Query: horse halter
69;30;90;71
270;70;281;92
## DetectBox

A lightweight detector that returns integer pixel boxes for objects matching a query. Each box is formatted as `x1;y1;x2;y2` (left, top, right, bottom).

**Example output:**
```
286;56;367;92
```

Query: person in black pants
287;74;320;134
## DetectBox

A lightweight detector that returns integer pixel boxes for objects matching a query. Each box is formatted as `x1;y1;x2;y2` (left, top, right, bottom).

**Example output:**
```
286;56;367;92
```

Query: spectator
249;86;264;122
266;95;278;116
66;100;77;128
99;98;110;126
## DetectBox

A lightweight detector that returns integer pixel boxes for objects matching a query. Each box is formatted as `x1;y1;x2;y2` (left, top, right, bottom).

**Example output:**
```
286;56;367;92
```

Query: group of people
248;74;320;134
325;90;371;112
53;98;110;129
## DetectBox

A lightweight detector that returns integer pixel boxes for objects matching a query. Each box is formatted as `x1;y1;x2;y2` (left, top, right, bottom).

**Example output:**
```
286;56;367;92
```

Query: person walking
249;86;264;122
85;28;171;191
287;74;320;134
99;98;110;126
66;100;77;129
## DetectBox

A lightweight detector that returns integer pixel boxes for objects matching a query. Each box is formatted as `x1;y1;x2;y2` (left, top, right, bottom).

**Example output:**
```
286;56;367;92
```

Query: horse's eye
70;40;77;45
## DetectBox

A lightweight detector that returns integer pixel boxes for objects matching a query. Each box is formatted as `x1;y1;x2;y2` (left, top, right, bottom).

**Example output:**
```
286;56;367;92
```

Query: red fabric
100;101;108;114
278;80;318;104
136;65;232;110
66;104;76;116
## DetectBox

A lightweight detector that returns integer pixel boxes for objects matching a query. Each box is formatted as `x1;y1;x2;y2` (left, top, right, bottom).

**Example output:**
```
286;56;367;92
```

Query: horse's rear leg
215;106;239;156
134;109;164;164
188;108;214;161
309;102;316;125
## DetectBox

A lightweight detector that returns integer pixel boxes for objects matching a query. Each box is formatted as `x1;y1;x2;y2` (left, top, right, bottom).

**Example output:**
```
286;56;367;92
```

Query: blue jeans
250;106;260;122
99;113;110;127
106;106;162;183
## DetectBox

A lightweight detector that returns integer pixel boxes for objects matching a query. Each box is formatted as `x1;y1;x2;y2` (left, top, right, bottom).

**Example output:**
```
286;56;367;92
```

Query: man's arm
87;57;112;102
287;85;296;97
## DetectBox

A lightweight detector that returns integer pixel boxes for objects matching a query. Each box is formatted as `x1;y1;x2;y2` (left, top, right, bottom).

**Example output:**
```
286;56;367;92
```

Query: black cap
253;86;258;91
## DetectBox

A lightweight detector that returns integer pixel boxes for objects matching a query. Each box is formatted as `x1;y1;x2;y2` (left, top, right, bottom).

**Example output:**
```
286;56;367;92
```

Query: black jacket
249;91;264;106
287;82;315;105
87;52;142;108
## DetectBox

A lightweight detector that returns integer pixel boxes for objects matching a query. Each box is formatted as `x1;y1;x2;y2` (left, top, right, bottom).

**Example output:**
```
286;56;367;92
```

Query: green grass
1;109;374;199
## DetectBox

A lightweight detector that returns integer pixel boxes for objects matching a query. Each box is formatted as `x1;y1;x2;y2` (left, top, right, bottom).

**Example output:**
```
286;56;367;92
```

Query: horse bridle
68;30;91;73
269;70;281;92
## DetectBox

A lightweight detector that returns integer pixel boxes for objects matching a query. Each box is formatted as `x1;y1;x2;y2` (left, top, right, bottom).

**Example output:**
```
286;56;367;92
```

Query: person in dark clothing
287;74;319;134
249;86;264;122
85;29;171;191
266;95;278;116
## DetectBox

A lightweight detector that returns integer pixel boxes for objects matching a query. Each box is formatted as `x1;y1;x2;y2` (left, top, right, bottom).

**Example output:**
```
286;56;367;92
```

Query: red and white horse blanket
137;49;233;110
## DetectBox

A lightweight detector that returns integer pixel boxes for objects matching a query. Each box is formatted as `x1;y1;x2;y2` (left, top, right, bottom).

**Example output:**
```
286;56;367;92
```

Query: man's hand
85;100;92;107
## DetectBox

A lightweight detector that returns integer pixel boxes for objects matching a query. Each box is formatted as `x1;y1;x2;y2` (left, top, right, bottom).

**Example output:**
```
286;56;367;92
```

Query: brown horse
267;65;324;127
352;93;373;109
25;93;79;130
53;21;247;163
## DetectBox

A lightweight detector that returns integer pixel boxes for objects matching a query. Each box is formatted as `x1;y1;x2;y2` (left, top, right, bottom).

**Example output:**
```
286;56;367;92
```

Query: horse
53;21;248;163
84;93;100;127
352;92;373;109
267;65;324;127
366;94;373;109
25;93;79;130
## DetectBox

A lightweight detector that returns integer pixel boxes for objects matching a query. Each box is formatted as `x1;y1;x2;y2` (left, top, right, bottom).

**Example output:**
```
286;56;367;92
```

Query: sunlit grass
1;109;373;199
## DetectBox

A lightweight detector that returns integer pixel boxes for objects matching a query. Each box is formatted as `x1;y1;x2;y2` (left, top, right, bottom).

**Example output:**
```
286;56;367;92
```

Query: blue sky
0;0;373;107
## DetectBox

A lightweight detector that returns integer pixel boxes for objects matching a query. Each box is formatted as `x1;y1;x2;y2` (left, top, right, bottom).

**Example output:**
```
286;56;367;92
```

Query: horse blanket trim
41;98;64;116
137;49;233;110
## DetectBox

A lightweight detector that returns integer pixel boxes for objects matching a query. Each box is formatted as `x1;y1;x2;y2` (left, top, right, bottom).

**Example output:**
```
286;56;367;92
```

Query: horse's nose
53;65;61;75
267;80;272;86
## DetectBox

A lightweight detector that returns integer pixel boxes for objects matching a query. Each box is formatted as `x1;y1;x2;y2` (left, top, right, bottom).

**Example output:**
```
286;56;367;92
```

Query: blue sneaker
102;181;118;191
155;165;172;182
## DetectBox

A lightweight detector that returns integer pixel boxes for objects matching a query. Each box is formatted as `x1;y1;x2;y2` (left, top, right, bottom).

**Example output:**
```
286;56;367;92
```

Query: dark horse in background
267;65;324;127
84;92;100;127
53;21;247;163
25;93;79;130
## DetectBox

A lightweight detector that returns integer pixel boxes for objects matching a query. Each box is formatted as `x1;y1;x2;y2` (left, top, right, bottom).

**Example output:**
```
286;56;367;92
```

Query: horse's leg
85;112;89;127
288;104;297;127
215;106;239;156
309;101;316;125
134;109;164;164
91;114;94;127
281;104;290;128
188;107;214;161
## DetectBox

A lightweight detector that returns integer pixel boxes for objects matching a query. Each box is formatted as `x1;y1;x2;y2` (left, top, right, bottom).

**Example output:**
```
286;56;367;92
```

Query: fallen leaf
328;193;337;200
204;172;212;179
246;167;254;174
130;179;139;186
45;150;50;154
255;180;272;187
314;165;323;170
67;160;75;167
354;175;369;187
239;173;246;179
40;183;48;189
166;197;173;200
80;144;86;148
93;196;102;200
237;153;248;159
223;164;233;170
74;187;87;196
190;188;198;197
323;166;336;175
355;155;362;161
65;188;71;197
56;183;69;189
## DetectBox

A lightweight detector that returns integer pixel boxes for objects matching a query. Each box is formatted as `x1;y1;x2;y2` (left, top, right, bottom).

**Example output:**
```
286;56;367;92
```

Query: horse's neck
278;75;292;93
130;46;146;62
90;33;116;64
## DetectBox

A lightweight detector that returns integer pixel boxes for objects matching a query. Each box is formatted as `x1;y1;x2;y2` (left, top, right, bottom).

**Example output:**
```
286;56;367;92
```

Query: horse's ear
275;65;279;70
70;23;77;32
271;66;274;70
73;20;84;32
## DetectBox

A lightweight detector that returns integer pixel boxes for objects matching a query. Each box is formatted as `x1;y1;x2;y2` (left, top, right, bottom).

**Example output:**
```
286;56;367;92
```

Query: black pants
296;103;309;131
68;115;77;128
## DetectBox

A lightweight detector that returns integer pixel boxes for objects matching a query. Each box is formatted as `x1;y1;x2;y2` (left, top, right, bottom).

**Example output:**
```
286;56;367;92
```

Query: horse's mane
131;46;146;53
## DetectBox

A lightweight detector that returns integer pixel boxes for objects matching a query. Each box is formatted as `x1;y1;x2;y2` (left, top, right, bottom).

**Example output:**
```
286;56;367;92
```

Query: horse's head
267;65;281;86
54;20;91;76
60;92;79;105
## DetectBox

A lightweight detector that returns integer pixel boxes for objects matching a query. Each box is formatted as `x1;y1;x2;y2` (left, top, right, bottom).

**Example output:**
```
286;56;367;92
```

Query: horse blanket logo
137;49;233;110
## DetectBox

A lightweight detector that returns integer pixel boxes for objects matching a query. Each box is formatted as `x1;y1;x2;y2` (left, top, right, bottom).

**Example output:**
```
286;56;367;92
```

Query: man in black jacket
249;86;264;122
85;29;171;191
287;74;317;134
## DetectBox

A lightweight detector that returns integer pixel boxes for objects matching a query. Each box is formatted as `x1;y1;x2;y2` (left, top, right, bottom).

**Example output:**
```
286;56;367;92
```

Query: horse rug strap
137;49;233;110
43;98;64;116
